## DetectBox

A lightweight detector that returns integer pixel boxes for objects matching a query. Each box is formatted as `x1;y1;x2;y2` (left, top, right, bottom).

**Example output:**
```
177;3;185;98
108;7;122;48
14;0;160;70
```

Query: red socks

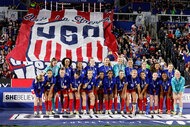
64;97;68;110
82;106;86;110
121;98;125;111
34;106;37;112
109;100;113;110
105;100;108;110
114;97;117;111
159;97;164;111
39;105;42;111
95;100;98;111
171;99;174;110
45;101;48;111
69;99;73;111
48;101;52;111
76;99;80;111
150;106;153;111
143;98;147;111
55;97;59;110
155;106;158;110
90;105;94;110
126;106;130;113
167;98;170;111
139;99;143;111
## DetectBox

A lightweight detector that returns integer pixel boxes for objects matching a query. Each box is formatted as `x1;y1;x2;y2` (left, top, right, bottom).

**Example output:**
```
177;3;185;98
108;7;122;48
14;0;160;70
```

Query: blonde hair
175;69;181;75
35;74;44;83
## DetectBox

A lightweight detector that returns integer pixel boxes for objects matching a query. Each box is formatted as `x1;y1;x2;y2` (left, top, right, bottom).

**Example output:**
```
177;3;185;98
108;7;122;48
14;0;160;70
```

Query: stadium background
0;0;190;126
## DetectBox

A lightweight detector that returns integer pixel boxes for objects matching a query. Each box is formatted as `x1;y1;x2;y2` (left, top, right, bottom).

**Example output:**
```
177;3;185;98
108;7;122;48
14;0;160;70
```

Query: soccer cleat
74;110;76;114
154;110;158;114
108;110;113;115
61;109;64;113
171;110;174;114
70;111;74;115
126;111;130;114
34;111;37;115
81;109;84;114
173;111;177;115
105;110;108;115
63;110;67;114
150;111;154;114
167;110;171;114
52;110;55;114
120;111;124;114
178;112;182;116
89;110;94;115
115;111;118;114
139;111;143;114
143;111;145;114
159;110;163;114
83;110;87;115
99;111;103;114
76;111;80;115
97;111;100;114
39;111;42;115
46;111;49;115
49;111;52;115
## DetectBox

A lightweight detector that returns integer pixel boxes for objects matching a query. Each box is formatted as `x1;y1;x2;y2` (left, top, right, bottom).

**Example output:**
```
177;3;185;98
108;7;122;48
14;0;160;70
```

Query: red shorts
98;89;104;94
94;89;97;94
127;89;136;93
85;90;93;95
61;89;68;95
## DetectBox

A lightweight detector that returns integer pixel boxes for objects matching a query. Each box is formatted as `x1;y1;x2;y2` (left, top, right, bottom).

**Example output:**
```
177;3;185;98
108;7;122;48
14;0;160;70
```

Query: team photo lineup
31;56;185;116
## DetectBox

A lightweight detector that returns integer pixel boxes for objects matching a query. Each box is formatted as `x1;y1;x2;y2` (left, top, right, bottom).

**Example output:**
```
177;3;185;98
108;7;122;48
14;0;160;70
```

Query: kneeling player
57;67;70;114
138;71;149;114
103;70;116;115
44;69;56;115
31;74;45;115
115;70;127;114
82;70;96;115
149;72;160;114
95;71;105;114
126;69;140;115
159;72;171;114
68;70;83;115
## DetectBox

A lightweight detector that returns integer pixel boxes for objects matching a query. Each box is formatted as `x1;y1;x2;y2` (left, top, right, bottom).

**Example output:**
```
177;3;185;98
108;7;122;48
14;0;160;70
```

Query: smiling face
155;63;160;70
87;70;93;79
142;62;147;69
162;73;167;80
131;70;137;78
47;70;52;78
99;72;104;79
77;62;83;70
104;58;109;66
59;69;65;78
152;73;158;80
52;61;57;67
140;72;146;80
108;71;113;79
168;64;173;71
65;59;70;67
128;59;133;67
117;57;123;65
175;70;181;79
89;58;95;67
119;71;124;79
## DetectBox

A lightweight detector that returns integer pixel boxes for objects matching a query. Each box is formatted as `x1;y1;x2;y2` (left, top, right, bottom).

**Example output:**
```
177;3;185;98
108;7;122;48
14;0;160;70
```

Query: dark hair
161;72;169;81
119;70;125;82
99;71;104;75
75;70;81;76
47;69;52;72
59;67;65;71
50;57;57;67
107;70;113;75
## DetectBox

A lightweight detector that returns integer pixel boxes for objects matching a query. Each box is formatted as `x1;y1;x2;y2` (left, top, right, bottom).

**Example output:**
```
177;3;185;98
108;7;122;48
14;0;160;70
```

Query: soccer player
42;58;60;113
150;63;162;79
95;71;105;114
99;57;113;76
85;58;98;78
126;69;140;115
62;58;73;78
138;61;150;78
44;69;56;115
113;56;126;77
138;71;149;114
115;70;127;114
159;72;171;114
57;67;70;114
74;61;86;78
103;70;116;115
171;70;185;115
125;58;135;77
31;74;45;115
149;72;160;114
68;70;83;115
81;70;96;115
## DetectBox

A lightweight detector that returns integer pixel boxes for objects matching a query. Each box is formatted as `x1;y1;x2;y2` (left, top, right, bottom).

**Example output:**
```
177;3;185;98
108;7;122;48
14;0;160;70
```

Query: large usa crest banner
6;8;117;78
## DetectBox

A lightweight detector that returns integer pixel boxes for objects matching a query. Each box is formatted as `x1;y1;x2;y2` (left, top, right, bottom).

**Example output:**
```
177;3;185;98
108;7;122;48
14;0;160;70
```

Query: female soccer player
103;70;116;115
138;61;150;78
95;71;105;114
150;63;162;79
62;58;73;78
171;70;185;115
115;70;127;114
126;69;140;115
149;72;160;114
113;56;126;77
31;74;45;115
68;70;83;115
125;58;135;78
44;69;56;115
57;67;70;114
138;71;149;114
42;58;60;113
74;61;86;78
81;70;96;115
99;57;113;76
85;58;98;78
159;72;171;114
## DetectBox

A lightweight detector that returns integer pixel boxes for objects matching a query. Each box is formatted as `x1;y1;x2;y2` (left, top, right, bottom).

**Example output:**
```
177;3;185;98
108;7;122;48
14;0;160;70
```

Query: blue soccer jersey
70;76;83;89
149;78;161;95
96;77;104;90
139;77;149;90
83;77;96;91
103;76;116;94
125;67;135;77
57;75;70;90
73;69;86;78
127;75;140;90
165;70;175;79
99;65;113;76
65;67;73;78
161;80;171;92
138;68;150;77
31;79;45;98
44;76;56;90
116;76;127;91
85;65;98;78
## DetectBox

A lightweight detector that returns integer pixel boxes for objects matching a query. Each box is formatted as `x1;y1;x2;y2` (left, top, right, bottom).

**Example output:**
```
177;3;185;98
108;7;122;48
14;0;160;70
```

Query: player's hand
109;88;111;91
63;86;67;89
71;88;75;91
139;94;143;100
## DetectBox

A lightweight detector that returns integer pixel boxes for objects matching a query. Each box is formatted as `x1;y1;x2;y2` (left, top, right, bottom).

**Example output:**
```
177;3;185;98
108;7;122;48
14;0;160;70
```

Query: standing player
57;67;70;114
42;58;60;113
171;70;185;115
68;70;83;115
31;74;45;115
115;70;127;114
149;72;160;114
81;70;96;115
95;71;105;114
159;72;171;114
99;57;113;76
62;58;73;78
126;69;140;115
113;56;126;77
138;61;150;78
125;58;135;77
44;69;56;115
85;58;98;78
150;63;162;79
74;61;86;78
103;70;116;115
138;71;149;114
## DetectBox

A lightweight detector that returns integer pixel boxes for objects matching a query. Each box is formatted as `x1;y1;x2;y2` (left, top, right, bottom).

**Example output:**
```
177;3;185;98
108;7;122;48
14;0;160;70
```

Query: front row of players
31;68;185;116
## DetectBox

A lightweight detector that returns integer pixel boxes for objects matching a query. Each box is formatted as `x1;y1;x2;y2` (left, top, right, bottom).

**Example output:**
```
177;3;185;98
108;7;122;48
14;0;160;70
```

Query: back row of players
31;57;185;116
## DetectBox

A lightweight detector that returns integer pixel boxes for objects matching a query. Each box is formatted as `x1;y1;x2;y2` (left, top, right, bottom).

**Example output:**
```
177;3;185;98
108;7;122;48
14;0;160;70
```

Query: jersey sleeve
31;79;35;91
55;66;60;77
53;77;56;84
96;79;100;87
44;66;50;74
171;78;177;93
111;77;116;89
180;77;185;92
